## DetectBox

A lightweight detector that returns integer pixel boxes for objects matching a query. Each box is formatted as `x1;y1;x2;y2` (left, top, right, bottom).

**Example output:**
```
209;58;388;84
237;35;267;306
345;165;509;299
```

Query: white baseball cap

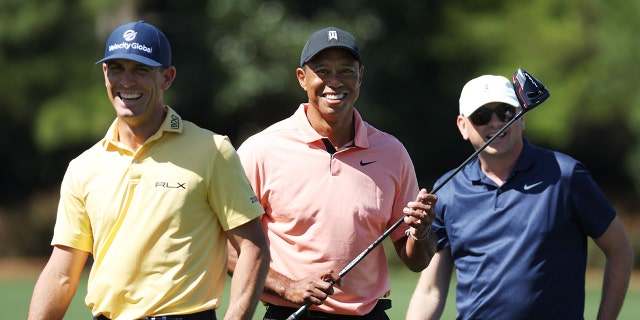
459;75;520;116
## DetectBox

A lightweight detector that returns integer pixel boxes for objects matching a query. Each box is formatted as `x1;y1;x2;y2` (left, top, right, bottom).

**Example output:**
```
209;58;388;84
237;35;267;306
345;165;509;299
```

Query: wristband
406;226;430;241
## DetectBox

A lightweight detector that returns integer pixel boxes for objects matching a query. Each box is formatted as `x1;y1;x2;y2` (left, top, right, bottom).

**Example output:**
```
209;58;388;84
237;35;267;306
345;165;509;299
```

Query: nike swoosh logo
360;160;377;166
523;181;543;191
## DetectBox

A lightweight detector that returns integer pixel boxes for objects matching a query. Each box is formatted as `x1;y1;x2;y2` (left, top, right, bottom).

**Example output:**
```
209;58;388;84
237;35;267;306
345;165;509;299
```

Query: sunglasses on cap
469;104;518;126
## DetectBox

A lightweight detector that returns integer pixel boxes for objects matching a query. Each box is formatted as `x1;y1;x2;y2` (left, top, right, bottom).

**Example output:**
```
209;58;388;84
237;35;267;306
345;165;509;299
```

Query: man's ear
457;115;470;141
296;67;307;91
161;66;177;90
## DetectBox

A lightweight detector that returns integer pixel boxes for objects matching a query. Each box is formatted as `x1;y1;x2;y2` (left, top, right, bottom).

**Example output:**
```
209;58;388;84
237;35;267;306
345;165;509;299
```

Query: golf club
285;68;550;320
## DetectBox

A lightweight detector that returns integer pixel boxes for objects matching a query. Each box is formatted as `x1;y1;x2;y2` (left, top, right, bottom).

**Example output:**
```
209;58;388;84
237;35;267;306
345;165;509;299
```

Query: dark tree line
1;0;638;256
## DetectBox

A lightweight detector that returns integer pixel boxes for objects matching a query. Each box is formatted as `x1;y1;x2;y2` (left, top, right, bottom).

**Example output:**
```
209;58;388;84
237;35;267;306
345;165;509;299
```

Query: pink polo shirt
238;104;419;315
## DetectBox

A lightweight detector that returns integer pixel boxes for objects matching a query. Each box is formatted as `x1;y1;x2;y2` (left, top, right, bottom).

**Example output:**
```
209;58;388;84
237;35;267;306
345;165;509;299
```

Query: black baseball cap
300;27;360;67
96;21;171;67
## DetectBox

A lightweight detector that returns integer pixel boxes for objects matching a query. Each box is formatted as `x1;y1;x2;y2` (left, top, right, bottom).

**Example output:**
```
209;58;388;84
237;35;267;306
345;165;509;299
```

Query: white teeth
325;93;345;100
488;132;507;139
120;92;141;99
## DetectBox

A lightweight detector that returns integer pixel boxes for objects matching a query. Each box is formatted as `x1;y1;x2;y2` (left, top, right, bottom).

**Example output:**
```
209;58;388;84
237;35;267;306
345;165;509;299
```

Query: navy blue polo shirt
432;139;616;320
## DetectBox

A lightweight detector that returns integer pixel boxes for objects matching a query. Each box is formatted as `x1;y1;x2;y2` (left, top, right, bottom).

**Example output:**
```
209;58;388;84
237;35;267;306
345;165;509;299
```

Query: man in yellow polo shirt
28;21;269;320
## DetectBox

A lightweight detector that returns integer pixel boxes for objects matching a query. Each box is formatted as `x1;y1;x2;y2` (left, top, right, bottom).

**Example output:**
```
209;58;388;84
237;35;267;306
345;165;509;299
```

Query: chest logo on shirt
170;114;180;129
523;181;543;191
155;182;186;189
359;160;377;166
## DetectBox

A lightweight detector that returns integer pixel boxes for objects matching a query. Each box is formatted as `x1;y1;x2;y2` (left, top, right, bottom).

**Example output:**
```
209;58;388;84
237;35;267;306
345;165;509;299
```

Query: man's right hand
284;270;341;305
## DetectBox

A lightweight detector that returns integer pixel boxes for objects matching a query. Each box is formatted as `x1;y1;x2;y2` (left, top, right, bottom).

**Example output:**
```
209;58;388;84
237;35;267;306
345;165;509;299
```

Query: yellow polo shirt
52;106;264;319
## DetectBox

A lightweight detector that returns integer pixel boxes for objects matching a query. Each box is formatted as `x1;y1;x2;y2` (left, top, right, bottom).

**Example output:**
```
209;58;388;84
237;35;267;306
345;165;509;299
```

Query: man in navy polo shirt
405;75;633;319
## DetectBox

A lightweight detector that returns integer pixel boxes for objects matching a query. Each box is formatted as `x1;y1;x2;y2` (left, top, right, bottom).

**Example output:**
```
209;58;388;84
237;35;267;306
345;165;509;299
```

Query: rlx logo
155;182;186;189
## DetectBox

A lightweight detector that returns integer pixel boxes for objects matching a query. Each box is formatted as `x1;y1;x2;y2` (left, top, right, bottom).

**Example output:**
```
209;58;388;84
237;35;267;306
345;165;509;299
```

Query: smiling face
457;102;524;157
103;59;175;123
296;48;364;123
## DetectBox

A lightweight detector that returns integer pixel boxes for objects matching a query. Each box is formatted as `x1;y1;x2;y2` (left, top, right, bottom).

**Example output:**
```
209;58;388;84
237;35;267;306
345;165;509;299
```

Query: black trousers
262;299;391;320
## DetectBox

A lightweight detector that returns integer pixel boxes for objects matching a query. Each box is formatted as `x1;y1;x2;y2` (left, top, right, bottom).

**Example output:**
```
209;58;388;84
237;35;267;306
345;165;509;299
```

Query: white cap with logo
459;75;519;117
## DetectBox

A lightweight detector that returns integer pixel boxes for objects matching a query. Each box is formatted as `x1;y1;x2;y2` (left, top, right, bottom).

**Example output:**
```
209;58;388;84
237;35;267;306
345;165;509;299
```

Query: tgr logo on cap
328;30;338;41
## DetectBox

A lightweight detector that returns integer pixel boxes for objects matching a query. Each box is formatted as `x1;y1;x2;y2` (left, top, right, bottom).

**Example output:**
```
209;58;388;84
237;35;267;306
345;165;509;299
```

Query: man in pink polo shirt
230;27;437;320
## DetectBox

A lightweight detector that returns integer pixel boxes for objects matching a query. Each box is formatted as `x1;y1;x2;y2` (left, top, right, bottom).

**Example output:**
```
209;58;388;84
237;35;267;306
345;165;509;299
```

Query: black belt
264;299;391;320
93;309;215;320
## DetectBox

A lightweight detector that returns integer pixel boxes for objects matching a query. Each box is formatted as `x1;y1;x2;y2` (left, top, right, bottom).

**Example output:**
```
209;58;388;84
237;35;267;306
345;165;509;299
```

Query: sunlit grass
6;267;638;319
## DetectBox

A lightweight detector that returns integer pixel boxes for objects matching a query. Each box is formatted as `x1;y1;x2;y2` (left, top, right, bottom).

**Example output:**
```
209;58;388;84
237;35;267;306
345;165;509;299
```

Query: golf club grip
286;218;406;320
286;304;309;320
286;109;529;320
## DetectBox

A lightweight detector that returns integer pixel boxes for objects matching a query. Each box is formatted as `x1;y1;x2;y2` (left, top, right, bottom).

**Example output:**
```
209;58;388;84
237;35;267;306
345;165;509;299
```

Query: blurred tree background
0;0;638;265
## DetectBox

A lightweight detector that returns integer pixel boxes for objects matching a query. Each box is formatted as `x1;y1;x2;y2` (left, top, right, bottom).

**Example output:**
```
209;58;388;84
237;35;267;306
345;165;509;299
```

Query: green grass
7;269;639;319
